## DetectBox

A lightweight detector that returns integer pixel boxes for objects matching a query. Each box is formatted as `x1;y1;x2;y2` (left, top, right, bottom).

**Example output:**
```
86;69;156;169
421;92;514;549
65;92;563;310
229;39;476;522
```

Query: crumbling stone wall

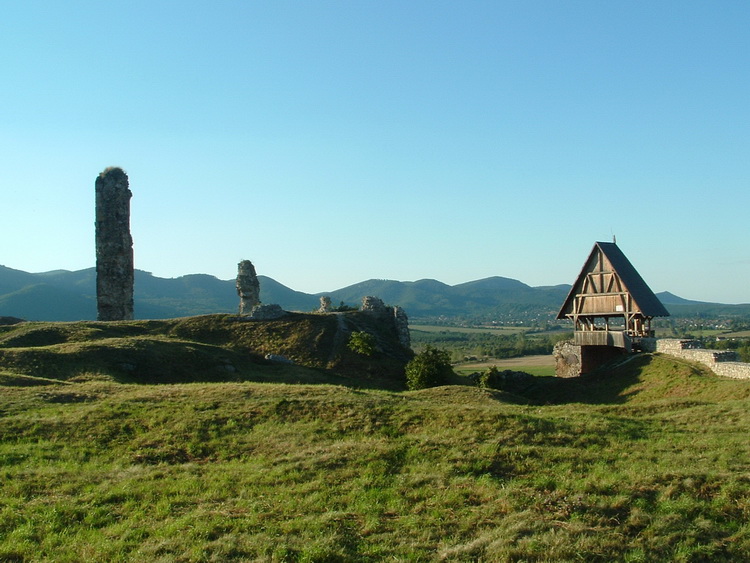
95;167;134;321
393;306;410;348
361;296;388;313
361;296;411;349
656;338;750;380
234;262;286;320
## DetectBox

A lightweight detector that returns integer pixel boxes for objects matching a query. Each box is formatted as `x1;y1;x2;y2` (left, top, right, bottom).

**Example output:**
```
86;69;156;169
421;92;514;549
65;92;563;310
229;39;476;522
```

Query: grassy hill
0;313;412;389
1;332;750;560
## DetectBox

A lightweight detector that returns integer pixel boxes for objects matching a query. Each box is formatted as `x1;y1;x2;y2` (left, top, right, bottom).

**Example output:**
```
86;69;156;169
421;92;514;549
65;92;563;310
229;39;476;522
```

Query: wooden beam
574;291;629;298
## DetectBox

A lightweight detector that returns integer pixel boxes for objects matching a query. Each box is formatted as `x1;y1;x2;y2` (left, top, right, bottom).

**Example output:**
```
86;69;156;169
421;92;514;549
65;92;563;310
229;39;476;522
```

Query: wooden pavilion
557;242;670;355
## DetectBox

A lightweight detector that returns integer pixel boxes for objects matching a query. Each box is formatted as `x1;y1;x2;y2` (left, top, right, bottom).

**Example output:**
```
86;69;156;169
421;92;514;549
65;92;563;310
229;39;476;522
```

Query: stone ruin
553;341;583;379
236;260;261;315
248;304;286;320
360;296;387;313
393;306;410;349
95;167;134;321
318;296;332;313
235;260;286;320
361;296;411;349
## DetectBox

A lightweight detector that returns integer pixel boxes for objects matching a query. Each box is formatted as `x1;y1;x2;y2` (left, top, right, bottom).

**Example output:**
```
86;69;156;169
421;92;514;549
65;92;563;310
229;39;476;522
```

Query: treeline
410;329;572;362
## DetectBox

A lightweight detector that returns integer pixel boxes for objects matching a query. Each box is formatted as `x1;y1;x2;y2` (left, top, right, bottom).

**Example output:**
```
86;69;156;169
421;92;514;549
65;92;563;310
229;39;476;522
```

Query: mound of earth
0;312;413;389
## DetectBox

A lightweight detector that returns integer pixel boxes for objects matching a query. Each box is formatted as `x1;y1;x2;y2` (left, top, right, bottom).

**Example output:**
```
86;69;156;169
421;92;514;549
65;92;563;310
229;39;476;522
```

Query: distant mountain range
1;265;748;322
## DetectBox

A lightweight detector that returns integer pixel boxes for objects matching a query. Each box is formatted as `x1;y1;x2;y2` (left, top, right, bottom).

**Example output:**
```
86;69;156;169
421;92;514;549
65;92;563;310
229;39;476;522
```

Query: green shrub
477;365;497;389
334;301;358;312
348;331;376;356
405;345;453;390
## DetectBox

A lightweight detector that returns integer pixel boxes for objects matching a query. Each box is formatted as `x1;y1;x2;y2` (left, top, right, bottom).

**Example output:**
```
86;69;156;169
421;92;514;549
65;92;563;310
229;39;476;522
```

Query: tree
405;345;454;390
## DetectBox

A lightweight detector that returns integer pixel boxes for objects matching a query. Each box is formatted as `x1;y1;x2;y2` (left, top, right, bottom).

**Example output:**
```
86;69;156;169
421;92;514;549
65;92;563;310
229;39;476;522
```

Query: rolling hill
1;264;749;322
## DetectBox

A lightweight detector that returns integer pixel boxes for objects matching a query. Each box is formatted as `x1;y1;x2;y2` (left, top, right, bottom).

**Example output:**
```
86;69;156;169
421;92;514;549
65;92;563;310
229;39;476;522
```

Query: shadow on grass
0;337;408;391
484;354;706;406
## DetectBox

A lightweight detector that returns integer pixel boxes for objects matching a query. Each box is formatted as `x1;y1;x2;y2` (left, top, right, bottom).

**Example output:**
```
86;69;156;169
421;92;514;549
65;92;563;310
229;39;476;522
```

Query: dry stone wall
656;338;750;380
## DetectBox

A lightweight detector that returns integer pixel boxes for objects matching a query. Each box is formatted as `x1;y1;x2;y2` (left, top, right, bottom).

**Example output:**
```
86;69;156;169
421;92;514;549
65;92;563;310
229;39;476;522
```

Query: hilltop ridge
0;312;413;389
2;265;749;323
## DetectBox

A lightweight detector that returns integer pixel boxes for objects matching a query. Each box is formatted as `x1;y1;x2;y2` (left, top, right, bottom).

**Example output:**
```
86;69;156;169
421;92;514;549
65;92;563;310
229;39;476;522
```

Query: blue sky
2;1;749;303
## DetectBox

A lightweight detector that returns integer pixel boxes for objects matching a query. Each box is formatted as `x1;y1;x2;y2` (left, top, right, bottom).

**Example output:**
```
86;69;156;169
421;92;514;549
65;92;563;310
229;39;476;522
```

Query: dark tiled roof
557;242;670;319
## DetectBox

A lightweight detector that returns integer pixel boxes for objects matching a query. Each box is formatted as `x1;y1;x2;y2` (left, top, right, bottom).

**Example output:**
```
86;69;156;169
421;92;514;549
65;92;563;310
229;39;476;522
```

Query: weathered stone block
249;304;285;320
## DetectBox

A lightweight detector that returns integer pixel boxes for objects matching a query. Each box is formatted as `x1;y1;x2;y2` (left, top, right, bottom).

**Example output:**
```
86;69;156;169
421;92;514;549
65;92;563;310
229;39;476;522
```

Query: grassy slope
0;314;410;390
1;352;750;561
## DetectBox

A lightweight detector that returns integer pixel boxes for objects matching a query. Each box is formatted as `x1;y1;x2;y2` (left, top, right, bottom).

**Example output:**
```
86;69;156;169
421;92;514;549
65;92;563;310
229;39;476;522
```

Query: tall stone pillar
236;260;261;315
95;167;134;321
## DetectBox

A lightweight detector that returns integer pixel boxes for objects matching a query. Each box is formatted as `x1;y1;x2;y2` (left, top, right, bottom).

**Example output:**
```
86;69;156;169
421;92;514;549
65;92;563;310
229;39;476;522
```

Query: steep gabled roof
557;242;670;319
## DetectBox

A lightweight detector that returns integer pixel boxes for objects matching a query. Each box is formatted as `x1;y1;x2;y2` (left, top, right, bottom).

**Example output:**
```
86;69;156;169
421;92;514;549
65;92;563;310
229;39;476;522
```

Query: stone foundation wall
553;341;582;378
713;362;750;380
553;341;628;377
656;339;750;380
553;337;750;380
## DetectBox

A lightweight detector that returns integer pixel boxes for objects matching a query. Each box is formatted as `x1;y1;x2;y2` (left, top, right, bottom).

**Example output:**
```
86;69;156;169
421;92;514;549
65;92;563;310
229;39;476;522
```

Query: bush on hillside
348;331;376;356
334;301;358;312
405;345;453;390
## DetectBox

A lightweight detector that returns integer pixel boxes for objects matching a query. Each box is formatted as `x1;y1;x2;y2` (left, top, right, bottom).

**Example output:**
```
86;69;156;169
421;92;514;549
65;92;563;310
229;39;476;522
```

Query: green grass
454;364;556;378
718;330;750;338
411;324;528;335
523;364;555;377
453;363;556;378
2;353;750;561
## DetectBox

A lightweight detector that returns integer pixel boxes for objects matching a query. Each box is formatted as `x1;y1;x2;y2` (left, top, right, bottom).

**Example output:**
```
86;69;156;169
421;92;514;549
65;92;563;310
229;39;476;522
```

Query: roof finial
613;233;617;245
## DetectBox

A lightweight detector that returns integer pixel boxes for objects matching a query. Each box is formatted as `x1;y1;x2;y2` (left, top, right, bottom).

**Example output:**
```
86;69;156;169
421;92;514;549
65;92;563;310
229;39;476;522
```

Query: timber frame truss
566;253;653;339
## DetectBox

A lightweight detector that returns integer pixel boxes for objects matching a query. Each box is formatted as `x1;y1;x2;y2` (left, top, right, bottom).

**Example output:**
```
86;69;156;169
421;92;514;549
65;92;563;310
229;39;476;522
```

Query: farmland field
454;354;556;377
410;324;529;335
